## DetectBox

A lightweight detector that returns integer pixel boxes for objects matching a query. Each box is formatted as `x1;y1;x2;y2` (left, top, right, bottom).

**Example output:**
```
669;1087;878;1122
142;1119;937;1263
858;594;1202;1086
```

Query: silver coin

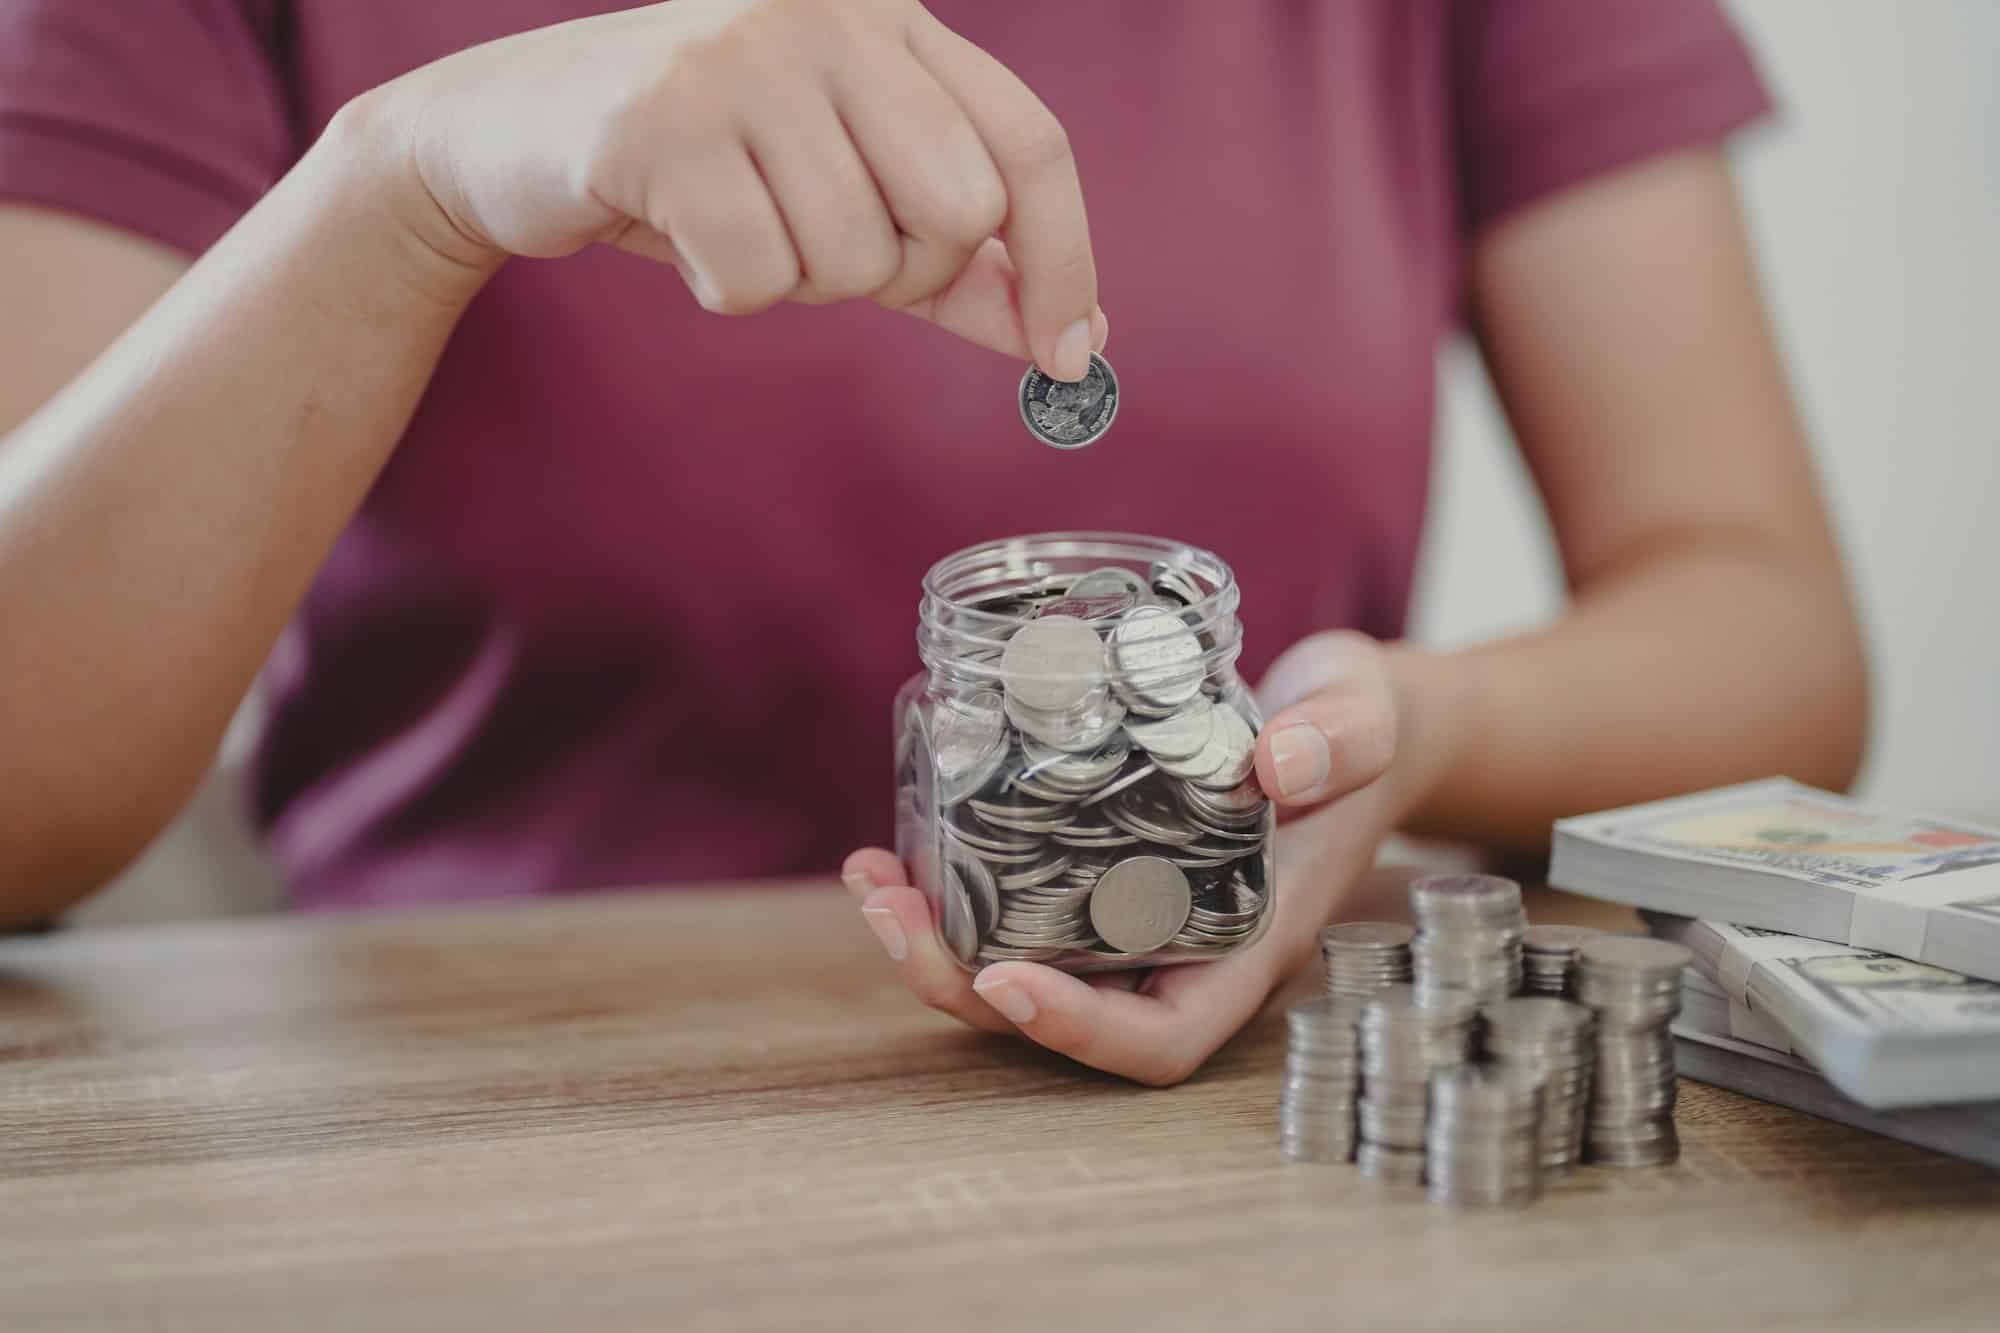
997;854;1073;892
1148;561;1207;607
1088;855;1192;953
1575;935;1694;979
932;690;1007;804
1005;688;1127;753
1108;606;1207;715
1521;924;1606;956
939;861;980;964
1187;701;1258;790
1322;922;1417;953
1036;567;1147;622
1020;731;1130;787
1074;760;1161;807
999;614;1106;712
1018;351;1120;449
1124;696;1215;763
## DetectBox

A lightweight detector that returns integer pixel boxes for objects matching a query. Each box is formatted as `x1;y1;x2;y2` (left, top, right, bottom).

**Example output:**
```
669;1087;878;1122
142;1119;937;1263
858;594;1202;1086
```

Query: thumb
1253;631;1397;809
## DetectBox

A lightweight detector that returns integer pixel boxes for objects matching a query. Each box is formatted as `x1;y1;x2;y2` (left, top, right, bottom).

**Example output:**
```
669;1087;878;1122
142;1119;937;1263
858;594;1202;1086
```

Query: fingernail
842;869;875;896
1052;317;1092;381
1089;307;1110;352
861;906;908;961
678;259;719;310
972;975;1038;1025
1270;723;1331;799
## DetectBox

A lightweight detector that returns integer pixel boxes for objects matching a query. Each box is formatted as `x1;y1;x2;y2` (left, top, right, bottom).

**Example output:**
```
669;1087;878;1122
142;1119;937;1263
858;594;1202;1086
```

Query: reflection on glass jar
895;532;1275;975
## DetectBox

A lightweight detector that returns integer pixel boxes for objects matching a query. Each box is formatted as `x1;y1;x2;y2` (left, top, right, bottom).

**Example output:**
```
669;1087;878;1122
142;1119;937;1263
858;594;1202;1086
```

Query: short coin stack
1357;985;1478;1184
1410;874;1526;1006
1278;999;1363;1163
1481;997;1597;1173
1320;922;1415;1000
1425;1067;1548;1208
1575;936;1694;1167
1520;925;1605;996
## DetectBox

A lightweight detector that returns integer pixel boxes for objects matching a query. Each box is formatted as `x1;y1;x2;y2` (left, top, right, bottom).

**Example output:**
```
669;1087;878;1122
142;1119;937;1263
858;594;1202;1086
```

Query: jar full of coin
896;533;1275;974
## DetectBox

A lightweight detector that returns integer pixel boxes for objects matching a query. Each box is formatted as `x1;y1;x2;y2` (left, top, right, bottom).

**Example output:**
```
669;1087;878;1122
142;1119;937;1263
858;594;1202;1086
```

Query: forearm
1384;535;1868;857
0;97;496;917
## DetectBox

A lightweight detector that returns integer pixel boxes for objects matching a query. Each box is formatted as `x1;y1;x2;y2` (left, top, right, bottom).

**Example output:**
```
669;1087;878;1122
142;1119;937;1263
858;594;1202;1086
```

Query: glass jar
895;532;1276;974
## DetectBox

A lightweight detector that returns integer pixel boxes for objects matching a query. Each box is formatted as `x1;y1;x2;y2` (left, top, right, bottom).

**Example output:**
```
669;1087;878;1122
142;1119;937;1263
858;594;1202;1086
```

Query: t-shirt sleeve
1452;0;1773;233
0;0;296;257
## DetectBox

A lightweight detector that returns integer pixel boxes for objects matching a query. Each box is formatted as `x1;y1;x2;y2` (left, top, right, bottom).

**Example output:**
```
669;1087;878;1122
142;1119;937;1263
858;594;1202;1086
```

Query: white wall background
1411;0;2000;823
74;0;2000;925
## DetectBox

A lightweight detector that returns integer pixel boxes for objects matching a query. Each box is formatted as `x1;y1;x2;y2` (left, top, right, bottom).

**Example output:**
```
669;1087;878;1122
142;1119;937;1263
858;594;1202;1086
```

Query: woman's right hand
364;0;1105;379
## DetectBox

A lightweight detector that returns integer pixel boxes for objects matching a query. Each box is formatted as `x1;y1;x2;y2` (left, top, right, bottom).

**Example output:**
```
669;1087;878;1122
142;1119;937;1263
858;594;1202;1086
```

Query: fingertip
1089;306;1109;353
1043;315;1092;382
973;961;1091;1029
842;847;909;898
1260;717;1334;805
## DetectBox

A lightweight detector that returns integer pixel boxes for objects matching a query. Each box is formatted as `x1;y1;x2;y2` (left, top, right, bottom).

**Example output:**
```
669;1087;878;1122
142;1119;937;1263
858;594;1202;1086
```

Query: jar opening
917;532;1243;686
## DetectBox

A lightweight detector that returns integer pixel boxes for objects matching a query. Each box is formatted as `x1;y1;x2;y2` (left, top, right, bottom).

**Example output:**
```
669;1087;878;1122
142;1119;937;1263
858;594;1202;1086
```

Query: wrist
306;87;508;314
1377;642;1471;833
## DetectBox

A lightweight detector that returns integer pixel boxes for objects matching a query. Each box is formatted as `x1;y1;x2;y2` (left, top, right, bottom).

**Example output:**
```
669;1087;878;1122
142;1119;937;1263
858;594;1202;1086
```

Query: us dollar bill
1551;779;2000;984
1648;913;2000;1109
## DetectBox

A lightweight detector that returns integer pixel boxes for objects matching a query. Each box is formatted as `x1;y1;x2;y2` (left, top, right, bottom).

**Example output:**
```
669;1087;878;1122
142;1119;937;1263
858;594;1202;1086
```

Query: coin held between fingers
1019;351;1120;448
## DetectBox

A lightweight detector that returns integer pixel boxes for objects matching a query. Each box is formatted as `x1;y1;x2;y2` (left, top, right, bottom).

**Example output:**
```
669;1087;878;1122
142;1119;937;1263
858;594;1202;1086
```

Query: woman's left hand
841;630;1407;1086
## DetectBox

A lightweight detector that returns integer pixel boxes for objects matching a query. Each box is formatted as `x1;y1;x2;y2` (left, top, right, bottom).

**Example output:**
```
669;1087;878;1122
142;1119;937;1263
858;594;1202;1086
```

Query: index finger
908;16;1101;381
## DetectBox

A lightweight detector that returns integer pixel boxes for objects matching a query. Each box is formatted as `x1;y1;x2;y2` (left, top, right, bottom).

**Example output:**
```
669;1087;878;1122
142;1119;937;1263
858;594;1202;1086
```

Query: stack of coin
1320;922;1416;1000
1520;925;1605;996
1409;874;1526;1006
1425;1067;1547;1208
1481;997;1597;1173
1278;998;1364;1163
903;561;1276;969
1357;985;1479;1184
1575;936;1693;1167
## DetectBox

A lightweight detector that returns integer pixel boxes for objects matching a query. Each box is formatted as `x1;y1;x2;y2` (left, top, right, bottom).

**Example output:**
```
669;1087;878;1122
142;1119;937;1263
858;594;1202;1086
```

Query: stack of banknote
1550;779;2000;1167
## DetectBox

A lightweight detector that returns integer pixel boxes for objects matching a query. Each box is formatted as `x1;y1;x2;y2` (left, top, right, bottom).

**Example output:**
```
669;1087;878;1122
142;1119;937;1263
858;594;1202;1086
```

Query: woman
0;0;1867;1083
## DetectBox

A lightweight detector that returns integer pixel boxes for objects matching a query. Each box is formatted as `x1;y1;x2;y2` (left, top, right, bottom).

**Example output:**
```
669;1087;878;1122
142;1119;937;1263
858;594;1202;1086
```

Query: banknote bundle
1670;1025;2000;1170
1550;779;2000;983
1646;913;2000;1109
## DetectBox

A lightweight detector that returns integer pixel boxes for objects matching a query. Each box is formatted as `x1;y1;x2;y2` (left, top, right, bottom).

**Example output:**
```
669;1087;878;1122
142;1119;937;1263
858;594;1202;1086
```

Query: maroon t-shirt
0;1;1768;908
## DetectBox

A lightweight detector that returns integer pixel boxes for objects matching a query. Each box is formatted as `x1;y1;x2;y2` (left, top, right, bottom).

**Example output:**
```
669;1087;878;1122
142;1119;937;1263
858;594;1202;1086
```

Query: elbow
0;785;144;930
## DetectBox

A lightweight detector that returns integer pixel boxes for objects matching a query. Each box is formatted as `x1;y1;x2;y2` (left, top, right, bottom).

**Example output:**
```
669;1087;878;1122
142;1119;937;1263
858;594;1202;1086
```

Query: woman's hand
362;0;1105;378
843;631;1417;1086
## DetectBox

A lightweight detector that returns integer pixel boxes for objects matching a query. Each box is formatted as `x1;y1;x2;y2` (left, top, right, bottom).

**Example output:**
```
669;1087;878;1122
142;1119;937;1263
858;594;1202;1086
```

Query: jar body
896;533;1276;974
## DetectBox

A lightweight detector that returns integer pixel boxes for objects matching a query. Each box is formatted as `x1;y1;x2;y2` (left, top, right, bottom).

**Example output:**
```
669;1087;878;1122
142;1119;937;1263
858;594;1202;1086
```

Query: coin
932;690;1007;804
1108;606;1206;714
1000;615;1107;712
1088;855;1192;953
1124;696;1215;762
1018;351;1120;449
939;861;980;964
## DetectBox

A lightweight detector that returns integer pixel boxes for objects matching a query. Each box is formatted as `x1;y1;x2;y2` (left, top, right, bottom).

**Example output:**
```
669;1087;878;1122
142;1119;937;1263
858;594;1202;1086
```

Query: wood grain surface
2;877;1997;1332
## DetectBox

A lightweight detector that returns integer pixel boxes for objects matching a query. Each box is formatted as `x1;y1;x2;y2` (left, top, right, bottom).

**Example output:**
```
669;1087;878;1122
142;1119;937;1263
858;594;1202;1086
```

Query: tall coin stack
1357;985;1478;1184
1425;1067;1547;1208
1279;998;1363;1163
1320;922;1415;1000
1520;925;1605;996
1481;997;1596;1173
1409;875;1526;1006
1574;936;1694;1167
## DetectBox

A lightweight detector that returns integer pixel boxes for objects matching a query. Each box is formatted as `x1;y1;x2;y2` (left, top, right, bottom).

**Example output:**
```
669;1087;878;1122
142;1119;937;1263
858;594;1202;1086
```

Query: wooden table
3;879;1997;1332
